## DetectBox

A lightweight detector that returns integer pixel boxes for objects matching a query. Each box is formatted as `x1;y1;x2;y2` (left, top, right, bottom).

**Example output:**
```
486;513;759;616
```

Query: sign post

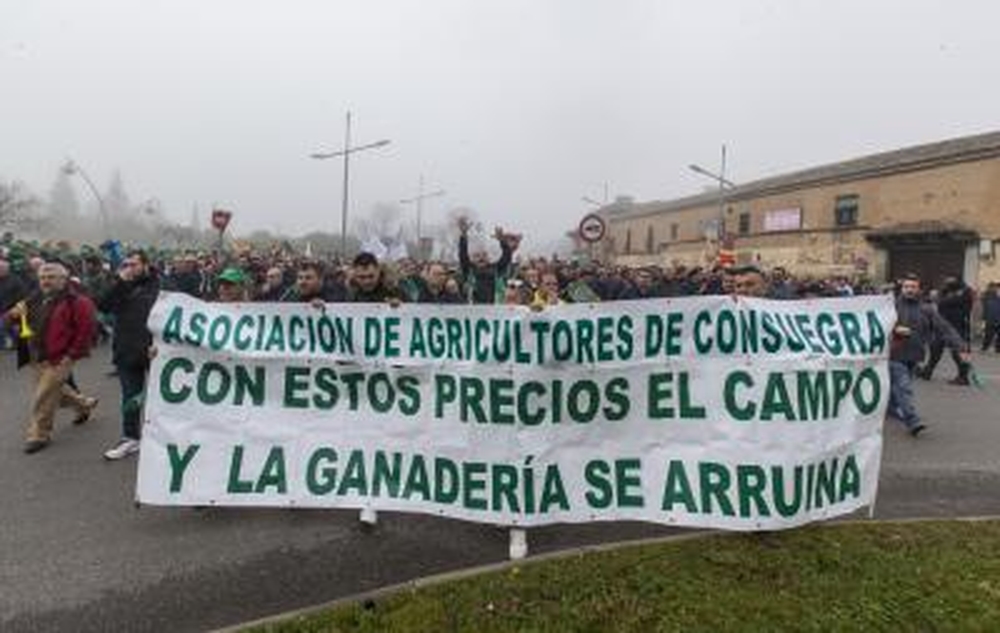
578;213;606;261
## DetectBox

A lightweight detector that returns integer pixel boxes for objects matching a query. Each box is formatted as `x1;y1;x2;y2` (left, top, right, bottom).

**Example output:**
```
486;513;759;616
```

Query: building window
624;229;632;254
738;212;751;235
646;226;655;253
670;223;679;241
835;195;859;227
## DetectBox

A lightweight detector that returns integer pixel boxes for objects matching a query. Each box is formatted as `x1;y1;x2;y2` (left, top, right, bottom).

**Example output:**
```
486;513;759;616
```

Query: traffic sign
211;209;233;232
578;213;606;243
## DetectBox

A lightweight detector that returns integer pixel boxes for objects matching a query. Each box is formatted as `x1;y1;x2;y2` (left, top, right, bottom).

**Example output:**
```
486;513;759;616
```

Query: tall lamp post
581;181;610;208
689;144;736;240
61;158;109;237
400;174;445;259
311;111;391;257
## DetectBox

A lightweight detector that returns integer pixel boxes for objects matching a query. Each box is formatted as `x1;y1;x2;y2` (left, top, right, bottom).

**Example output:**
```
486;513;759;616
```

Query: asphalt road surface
2;347;999;632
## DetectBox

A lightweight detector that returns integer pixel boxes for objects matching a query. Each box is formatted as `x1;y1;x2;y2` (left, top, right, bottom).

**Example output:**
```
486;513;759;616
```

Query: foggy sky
2;0;998;251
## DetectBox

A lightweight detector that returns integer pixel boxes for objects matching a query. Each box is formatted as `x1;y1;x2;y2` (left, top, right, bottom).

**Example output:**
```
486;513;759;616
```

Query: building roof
608;130;1000;221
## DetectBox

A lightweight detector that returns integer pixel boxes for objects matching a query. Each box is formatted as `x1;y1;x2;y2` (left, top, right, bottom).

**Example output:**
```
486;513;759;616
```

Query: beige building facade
597;132;1000;288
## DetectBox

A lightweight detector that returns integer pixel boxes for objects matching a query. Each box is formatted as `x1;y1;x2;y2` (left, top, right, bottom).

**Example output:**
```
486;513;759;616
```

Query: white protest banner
137;292;894;531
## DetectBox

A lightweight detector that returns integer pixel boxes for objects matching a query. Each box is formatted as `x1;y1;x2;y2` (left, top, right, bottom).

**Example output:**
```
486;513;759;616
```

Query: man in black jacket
457;218;519;304
409;262;461;304
162;253;203;298
99;250;160;460
258;266;287;302
281;261;347;303
346;252;400;303
918;276;973;385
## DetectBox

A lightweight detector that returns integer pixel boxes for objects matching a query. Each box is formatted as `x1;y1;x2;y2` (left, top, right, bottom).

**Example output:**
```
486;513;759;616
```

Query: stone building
598;131;1000;288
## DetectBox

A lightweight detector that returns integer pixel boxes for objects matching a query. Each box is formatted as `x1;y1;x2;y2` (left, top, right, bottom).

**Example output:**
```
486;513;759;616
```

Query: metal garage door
887;246;966;287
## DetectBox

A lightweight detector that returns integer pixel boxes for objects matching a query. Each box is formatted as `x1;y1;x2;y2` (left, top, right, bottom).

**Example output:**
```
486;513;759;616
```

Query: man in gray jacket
890;273;970;436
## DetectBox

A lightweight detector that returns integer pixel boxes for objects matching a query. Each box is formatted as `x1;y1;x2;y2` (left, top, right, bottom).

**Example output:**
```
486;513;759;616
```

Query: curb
213;514;1000;632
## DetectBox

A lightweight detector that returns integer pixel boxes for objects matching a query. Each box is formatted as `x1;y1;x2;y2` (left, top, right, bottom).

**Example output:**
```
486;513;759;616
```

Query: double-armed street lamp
581;182;610;208
310;112;391;256
400;174;445;258
689;145;736;239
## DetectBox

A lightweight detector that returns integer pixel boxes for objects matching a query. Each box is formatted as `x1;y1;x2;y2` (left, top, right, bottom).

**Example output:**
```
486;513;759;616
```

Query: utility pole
689;145;736;240
689;145;738;266
311;112;391;258
340;112;351;256
400;175;445;260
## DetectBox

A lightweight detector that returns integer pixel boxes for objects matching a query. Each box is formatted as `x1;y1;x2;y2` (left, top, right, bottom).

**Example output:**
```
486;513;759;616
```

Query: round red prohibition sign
578;213;606;243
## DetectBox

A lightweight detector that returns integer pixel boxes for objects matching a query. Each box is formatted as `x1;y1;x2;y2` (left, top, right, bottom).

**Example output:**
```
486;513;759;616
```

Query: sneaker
359;508;378;528
948;376;970;386
909;423;927;438
103;438;140;461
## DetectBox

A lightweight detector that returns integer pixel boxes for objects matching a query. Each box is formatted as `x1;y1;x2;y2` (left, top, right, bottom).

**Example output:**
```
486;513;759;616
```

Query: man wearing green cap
216;267;248;302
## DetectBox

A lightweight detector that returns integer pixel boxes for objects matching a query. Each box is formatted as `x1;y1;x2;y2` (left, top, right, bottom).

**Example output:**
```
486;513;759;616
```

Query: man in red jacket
5;262;98;454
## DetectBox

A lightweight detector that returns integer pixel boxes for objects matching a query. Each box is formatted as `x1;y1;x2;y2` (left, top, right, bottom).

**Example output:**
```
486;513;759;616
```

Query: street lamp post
62;158;109;237
311;112;391;257
581;182;610;209
689;144;736;240
400;174;445;259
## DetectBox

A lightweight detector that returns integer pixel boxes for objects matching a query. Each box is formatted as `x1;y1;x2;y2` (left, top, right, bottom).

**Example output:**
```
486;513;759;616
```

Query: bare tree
0;180;43;232
103;170;131;221
412;206;481;262
353;202;409;241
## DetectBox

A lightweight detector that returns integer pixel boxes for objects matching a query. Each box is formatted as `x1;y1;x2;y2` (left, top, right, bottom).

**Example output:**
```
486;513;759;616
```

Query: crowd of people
2;220;1000;456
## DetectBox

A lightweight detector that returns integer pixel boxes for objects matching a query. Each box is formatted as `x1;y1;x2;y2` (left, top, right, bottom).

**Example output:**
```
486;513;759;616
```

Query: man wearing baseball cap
215;267;248;303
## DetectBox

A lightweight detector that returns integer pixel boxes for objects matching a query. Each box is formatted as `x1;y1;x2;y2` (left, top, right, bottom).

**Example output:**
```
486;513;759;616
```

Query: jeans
983;321;1000;352
118;365;148;440
888;360;920;430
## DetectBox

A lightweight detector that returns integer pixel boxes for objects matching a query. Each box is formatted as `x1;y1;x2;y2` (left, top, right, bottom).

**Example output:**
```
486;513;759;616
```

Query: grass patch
249;520;1000;632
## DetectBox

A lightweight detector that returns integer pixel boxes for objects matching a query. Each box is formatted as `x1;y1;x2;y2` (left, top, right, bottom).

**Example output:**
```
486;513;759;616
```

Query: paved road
2;347;999;632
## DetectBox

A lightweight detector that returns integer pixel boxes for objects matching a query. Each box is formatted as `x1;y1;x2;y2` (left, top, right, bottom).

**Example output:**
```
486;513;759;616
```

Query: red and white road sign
211;209;233;232
578;213;606;243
